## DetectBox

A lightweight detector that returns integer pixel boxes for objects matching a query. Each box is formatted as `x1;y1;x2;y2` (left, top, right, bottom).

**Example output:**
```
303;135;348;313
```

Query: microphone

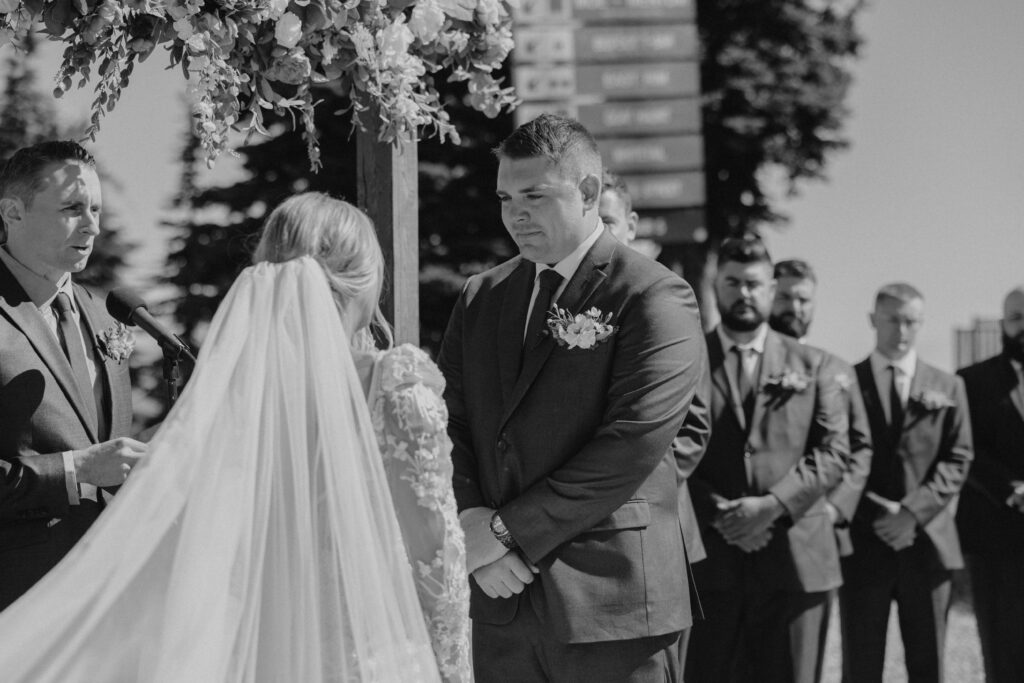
106;288;196;361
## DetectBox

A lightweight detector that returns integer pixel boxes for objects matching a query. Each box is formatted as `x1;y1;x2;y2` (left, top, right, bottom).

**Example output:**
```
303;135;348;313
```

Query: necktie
53;292;98;432
523;269;564;355
888;365;904;442
732;346;755;428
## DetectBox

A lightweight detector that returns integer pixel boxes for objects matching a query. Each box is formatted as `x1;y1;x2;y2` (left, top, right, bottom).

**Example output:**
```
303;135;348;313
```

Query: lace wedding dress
0;258;470;682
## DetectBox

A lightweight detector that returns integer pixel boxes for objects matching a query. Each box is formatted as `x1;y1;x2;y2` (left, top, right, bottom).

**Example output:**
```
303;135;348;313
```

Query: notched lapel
1006;359;1024;421
708;333;745;430
496;259;533;405
747;332;787;445
77;286;119;439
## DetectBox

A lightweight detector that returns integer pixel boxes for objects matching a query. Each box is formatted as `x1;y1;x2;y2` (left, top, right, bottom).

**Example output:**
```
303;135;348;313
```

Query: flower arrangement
96;322;135;363
546;305;616;351
910;389;955;412
0;0;519;168
763;369;811;395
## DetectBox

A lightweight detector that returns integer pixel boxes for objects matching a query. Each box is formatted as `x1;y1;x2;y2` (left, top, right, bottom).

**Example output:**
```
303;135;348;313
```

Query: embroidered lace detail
369;344;472;683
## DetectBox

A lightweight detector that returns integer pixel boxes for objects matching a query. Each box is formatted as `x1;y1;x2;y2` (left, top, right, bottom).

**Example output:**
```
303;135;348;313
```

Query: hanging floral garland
0;0;518;167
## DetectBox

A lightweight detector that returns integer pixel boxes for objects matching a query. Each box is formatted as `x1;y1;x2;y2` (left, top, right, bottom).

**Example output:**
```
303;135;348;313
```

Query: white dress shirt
870;349;917;424
523;224;603;340
717;323;768;407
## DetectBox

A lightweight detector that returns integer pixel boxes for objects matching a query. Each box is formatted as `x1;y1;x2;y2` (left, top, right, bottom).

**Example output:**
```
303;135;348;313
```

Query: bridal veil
0;258;441;682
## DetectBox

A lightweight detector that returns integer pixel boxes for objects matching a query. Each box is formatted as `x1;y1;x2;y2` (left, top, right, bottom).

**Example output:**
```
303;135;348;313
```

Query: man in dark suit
841;283;973;683
438;115;704;682
769;259;873;557
956;286;1024;683
686;238;850;683
0;141;145;610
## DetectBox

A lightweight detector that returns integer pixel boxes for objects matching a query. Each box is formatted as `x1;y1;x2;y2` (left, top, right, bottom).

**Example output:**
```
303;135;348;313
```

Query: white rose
409;1;444;43
268;0;289;16
274;11;302;48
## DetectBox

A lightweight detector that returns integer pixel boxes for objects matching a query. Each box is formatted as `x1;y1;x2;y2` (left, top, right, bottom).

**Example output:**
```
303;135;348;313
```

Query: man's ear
0;197;23;228
868;311;877;330
627;211;639;240
580;174;601;211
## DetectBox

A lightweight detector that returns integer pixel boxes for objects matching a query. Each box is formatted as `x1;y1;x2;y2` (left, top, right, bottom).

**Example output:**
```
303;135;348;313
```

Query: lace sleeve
371;345;472;683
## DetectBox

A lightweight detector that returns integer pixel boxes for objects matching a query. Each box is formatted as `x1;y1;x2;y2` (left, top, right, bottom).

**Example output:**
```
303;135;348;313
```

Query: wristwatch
489;511;518;550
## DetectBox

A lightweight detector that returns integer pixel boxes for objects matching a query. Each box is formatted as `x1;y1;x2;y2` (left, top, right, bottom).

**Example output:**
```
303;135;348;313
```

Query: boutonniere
763;369;812;394
96;323;135;364
546;305;616;350
910;389;955;412
833;372;853;392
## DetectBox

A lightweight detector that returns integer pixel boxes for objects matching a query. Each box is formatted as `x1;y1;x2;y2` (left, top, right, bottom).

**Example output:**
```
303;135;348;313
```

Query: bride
0;192;471;682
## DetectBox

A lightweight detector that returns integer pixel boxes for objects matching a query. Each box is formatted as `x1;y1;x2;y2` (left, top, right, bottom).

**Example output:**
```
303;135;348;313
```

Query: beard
769;312;809;340
720;301;766;333
1004;331;1024;363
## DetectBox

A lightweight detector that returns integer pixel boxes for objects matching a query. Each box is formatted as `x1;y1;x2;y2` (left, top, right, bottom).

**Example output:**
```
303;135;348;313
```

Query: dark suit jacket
690;329;850;594
845;358;973;577
822;353;874;557
0;260;132;593
438;229;704;644
957;353;1024;556
673;345;710;564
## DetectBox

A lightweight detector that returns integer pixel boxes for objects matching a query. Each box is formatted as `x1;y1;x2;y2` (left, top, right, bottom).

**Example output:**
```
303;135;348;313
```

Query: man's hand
713;495;784;551
1006;481;1024;513
873;506;917;551
472;552;539;599
824;501;841;526
459;507;508;574
73;438;146;487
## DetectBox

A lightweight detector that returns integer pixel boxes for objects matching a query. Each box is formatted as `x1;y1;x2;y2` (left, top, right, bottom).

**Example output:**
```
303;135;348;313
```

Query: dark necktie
523;268;564;355
732;346;755;428
53;292;98;432
888;365;904;442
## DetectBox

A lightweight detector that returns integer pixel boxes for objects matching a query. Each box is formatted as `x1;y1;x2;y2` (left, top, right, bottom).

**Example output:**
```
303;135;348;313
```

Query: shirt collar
536;224;603;285
0;247;74;312
870;348;917;378
716;323;768;356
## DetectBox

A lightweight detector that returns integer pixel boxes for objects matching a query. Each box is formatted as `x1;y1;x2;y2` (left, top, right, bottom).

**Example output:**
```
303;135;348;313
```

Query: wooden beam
356;131;419;346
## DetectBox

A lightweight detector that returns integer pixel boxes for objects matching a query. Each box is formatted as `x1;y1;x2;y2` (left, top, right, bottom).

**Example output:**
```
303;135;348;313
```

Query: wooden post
356;130;419;346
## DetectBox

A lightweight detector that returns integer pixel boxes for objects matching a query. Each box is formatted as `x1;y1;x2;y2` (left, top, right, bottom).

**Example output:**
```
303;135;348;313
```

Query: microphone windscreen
106;287;147;324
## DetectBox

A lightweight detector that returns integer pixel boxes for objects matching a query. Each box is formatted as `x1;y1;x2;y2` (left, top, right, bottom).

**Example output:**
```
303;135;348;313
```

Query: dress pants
472;596;683;683
684;588;831;683
966;554;1024;683
839;543;952;683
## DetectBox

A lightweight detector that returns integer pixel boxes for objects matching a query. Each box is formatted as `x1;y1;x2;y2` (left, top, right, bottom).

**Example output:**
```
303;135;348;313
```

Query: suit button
497;439;508;452
744;447;753;459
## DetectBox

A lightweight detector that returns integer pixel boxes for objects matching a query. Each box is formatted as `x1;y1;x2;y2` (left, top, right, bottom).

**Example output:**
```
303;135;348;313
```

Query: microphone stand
160;337;197;404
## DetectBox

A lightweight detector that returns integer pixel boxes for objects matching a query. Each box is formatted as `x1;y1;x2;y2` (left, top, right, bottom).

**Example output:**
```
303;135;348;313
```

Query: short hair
874;282;924;308
601;170;632;212
0;140;96;206
253;192;392;349
717;236;773;269
774;259;817;284
494;113;601;179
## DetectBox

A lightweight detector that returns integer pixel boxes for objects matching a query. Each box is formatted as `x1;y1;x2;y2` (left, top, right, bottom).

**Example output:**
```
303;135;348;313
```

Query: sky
21;0;1024;371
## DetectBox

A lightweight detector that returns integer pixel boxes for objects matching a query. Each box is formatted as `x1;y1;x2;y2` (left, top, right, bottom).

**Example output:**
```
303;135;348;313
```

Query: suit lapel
498;231;614;430
0;262;98;442
1002;357;1024;422
77;284;118;440
707;331;745;430
496;259;533;404
855;359;888;441
747;330;786;444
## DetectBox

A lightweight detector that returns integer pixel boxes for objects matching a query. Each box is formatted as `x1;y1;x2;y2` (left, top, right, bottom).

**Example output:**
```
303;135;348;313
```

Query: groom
438;114;704;682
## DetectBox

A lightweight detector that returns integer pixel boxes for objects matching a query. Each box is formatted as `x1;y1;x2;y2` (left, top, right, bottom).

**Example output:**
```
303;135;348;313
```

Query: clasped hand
1006;481;1024;513
871;498;917;551
74;437;147;487
713;494;784;553
473;551;539;599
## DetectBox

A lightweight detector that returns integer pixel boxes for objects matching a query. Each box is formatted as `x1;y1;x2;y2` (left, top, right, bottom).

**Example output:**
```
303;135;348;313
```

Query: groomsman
0;141;145;609
956;286;1024;683
769;259;873;555
687;237;849;683
841;283;973;683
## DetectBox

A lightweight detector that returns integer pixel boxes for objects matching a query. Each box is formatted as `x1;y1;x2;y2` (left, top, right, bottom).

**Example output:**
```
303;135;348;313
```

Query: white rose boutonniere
96;323;135;364
763;369;812;395
546;305;616;350
911;389;955;412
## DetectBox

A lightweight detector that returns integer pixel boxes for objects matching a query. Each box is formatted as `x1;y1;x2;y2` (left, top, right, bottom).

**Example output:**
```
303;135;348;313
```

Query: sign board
597;135;703;173
637;208;707;244
621;171;705;209
514;0;694;23
515;24;698;64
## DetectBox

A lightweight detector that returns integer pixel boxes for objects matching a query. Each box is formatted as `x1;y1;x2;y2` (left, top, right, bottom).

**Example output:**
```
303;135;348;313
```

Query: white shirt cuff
62;450;81;505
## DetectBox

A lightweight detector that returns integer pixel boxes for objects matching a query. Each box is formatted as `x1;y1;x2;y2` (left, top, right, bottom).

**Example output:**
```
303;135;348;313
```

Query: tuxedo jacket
0;261;132;575
956;353;1024;557
690;329;850;594
438;229;704;644
845;358;973;576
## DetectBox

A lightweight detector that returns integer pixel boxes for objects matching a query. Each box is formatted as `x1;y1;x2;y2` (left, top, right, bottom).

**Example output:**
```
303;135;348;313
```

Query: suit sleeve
901;376;974;525
672;338;711;485
958;366;1018;505
767;351;851;518
500;276;703;564
0;452;71;519
824;357;874;524
437;279;486;513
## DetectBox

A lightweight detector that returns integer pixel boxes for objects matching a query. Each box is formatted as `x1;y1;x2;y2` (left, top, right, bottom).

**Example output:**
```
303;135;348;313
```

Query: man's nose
80;210;101;235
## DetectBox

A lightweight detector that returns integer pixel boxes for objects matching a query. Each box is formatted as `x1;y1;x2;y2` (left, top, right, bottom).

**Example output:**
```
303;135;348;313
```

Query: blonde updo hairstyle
253;192;393;349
